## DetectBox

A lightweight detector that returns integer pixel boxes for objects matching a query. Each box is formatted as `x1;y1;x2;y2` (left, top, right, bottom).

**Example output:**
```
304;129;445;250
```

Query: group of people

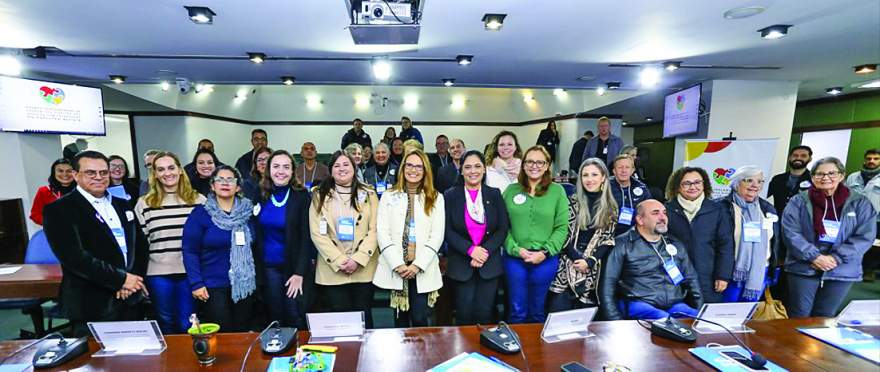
31;115;879;337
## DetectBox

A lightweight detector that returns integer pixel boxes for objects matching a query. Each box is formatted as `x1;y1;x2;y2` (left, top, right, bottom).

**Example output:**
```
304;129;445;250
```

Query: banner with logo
684;139;779;198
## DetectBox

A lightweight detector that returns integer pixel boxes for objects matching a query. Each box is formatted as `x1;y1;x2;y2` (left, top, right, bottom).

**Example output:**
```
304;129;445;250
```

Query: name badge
338;217;355;241
618;207;634;225
304;182;312;191
357;191;367;204
819;219;841;243
663;259;684;285
665;243;678;256
253;204;261;216
408;219;417;243
375;181;387;195
111;227;127;249
602;147;608;155
125;211;134;221
235;231;246;246
743;221;762;243
632;187;643;197
319;217;328;235
799;180;811;189
513;193;527;205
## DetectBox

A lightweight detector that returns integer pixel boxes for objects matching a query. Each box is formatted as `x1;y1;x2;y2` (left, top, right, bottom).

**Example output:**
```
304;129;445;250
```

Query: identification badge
375;181;387;195
304;182;312;191
743;221;762;242
819;219;841;243
111;227;126;248
408;219;416;243
319;217;328;235
664;259;684;285
602;147;608;154
799;180;811;189
665;244;678;256
125;211;134;221
235;231;246;246
633;187;643;196
357;191;367;204
338;217;355;241
513;193;527;205
390;169;396;176
618;207;634;225
253;204;261;216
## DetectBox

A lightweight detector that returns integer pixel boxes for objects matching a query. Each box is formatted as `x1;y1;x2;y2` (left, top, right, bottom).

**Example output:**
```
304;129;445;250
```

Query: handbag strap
763;287;774;303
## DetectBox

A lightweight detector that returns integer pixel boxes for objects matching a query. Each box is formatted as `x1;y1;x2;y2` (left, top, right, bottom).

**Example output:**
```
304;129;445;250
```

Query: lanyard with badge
647;237;684;285
819;197;841;244
375;168;390;196
618;187;634;225
303;166;318;191
94;198;128;261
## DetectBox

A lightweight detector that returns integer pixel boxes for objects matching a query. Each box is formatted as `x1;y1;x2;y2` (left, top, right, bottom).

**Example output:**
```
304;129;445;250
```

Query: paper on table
0;266;22;275
0;364;30;372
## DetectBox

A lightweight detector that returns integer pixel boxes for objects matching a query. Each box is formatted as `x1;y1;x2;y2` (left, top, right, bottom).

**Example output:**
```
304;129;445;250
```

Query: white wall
60;114;135;173
0;132;62;236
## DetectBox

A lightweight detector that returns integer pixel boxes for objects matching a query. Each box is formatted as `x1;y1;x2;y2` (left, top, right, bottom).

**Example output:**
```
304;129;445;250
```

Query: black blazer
253;188;315;281
443;185;510;282
43;190;148;321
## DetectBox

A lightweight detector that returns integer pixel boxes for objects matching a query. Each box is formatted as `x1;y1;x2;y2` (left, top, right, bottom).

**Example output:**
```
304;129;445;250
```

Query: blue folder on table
689;345;787;371
798;326;880;364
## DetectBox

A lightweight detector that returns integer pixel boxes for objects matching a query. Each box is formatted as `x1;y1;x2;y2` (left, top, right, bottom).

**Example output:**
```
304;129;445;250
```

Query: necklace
271;188;290;207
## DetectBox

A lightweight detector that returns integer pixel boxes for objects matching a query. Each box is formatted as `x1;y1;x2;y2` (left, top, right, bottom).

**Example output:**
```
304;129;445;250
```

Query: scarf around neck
731;192;768;301
808;184;850;242
677;193;705;222
465;186;485;224
204;195;256;303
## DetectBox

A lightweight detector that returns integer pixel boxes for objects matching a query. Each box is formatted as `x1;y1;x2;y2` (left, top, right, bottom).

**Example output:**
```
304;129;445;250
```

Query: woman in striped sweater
135;151;206;334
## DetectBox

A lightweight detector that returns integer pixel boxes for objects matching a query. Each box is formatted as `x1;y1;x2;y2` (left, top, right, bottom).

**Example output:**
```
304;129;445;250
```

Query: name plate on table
88;320;166;357
694;302;758;334
306;311;365;343
541;307;598;343
836;300;880;327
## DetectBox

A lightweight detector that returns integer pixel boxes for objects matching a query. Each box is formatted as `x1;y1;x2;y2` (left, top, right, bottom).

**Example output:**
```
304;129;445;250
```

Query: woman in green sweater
502;145;569;323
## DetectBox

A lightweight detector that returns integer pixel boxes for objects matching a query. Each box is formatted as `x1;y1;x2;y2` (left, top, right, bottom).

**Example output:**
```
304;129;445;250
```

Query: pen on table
488;355;521;371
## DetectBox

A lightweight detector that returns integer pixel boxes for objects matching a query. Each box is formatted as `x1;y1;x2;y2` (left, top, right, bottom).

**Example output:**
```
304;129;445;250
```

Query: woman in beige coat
309;151;380;328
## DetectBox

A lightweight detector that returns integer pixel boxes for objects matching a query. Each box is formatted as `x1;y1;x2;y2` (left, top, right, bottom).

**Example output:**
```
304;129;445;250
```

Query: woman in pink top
443;150;510;325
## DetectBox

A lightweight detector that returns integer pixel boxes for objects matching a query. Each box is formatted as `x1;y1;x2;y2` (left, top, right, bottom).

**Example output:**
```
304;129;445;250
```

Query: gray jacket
782;190;877;281
581;134;624;167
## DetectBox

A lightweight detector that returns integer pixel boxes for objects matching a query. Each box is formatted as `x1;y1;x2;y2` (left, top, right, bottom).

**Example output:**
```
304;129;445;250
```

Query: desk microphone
240;320;279;372
649;316;697;343
672;312;767;369
0;332;88;369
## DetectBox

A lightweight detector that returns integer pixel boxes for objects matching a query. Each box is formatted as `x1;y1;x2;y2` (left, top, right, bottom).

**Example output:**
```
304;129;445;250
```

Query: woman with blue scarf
183;165;259;332
719;166;781;302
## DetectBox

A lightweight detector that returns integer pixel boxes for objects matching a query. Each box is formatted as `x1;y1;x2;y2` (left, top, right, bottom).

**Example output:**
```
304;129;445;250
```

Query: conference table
0;318;875;371
0;264;61;299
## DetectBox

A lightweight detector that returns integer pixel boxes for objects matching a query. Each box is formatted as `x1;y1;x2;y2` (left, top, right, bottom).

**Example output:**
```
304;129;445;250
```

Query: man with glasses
139;149;161;195
234;129;268;177
43;150;149;337
768;146;813;214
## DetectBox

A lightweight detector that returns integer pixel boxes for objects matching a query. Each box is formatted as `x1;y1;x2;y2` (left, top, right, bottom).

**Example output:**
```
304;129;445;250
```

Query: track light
854;64;877;74
442;78;455;87
482;14;506;30
109;75;126;84
596;86;606;96
160;81;170;91
281;76;295;85
372;57;392;81
640;67;661;89
248;52;266;64
825;87;843;95
606;82;621;90
456;55;473;66
758;24;791;39
0;56;22;76
663;61;681;71
185;6;216;24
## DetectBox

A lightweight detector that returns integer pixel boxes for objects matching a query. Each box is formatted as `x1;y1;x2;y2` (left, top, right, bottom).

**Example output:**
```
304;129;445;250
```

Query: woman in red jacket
30;158;76;225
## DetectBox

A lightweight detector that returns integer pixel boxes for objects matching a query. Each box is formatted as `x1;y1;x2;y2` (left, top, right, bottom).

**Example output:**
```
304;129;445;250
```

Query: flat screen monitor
0;76;105;135
663;84;701;138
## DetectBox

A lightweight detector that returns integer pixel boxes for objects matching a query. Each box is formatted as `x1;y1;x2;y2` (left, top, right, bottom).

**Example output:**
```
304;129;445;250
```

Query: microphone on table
240;320;279;372
671;312;767;369
0;331;89;369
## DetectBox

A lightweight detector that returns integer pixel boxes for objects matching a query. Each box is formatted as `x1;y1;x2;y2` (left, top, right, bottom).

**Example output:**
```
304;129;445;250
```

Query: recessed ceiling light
109;75;126;84
194;83;213;94
758;24;792;39
0;56;22;76
442;78;455;87
248;52;266;64
160;81;170;91
663;61;682;71
645;116;654;122
482;14;506;30
596;86;606;96
825;87;843;95
372;58;392;81
184;6;216;24
456;55;473;66
854;64;877;74
640;67;661;88
723;6;766;19
857;79;880;89
553;88;566;96
622;121;628;126
281;76;295;85
606;82;621;90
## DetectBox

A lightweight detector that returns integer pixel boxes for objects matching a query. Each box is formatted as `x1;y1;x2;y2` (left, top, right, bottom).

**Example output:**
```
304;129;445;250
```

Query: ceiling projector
347;0;423;45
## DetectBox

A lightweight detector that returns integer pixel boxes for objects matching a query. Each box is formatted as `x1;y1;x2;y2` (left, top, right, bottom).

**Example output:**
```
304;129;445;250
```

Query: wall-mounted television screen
0;76;105;135
663;83;701;138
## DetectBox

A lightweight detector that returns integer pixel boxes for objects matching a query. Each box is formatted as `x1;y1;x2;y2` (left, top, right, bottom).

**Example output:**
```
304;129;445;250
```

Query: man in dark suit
234;129;268;177
43;151;149;337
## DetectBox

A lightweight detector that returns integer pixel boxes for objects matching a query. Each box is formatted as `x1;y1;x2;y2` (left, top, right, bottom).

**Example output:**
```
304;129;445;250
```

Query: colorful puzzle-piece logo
39;86;65;105
676;94;685;110
713;167;735;186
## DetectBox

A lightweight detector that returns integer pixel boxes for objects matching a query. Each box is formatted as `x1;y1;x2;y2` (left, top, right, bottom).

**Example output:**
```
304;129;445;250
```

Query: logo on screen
39;86;65;105
676;95;685;111
712;167;735;186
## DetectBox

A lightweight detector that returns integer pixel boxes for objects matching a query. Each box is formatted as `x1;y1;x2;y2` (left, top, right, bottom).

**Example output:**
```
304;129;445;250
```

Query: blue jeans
504;255;559;324
618;300;698;320
146;274;195;334
722;267;772;302
263;267;304;328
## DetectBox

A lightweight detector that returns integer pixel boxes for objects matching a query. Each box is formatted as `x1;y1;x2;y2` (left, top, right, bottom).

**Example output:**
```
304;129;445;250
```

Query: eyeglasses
524;160;548;168
813;171;841;180
256;157;270;163
213;177;238;185
404;163;424;171
681;180;703;188
741;178;765;185
109;164;126;170
81;170;110;179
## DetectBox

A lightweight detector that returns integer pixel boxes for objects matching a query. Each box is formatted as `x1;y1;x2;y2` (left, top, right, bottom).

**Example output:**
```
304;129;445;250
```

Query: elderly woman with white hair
717;166;782;302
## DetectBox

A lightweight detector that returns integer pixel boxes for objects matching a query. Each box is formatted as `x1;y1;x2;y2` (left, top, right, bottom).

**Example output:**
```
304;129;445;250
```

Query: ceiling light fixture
854;64;877;74
825;87;843;95
639;67;661;89
109;75;126;84
606;82;621;90
723;6;766;19
758;24;792;39
482;14;506;30
160;81;171;91
622;121;628;126
596;86;606;96
372;57;392;81
248;52;266;64
442;78;455;87
857;79;880;88
663;61;682;71
645;117;654;122
184;6;216;24
456;55;473;66
553;88;566;96
0;56;22;76
281;76;295;85
194;83;213;94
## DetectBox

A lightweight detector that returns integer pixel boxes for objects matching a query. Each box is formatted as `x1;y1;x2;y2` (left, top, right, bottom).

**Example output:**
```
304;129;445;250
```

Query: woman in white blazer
375;148;446;327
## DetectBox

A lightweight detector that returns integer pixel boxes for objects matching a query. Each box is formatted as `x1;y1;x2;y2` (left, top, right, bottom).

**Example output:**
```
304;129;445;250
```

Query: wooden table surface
0;318;876;371
0;264;61;299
